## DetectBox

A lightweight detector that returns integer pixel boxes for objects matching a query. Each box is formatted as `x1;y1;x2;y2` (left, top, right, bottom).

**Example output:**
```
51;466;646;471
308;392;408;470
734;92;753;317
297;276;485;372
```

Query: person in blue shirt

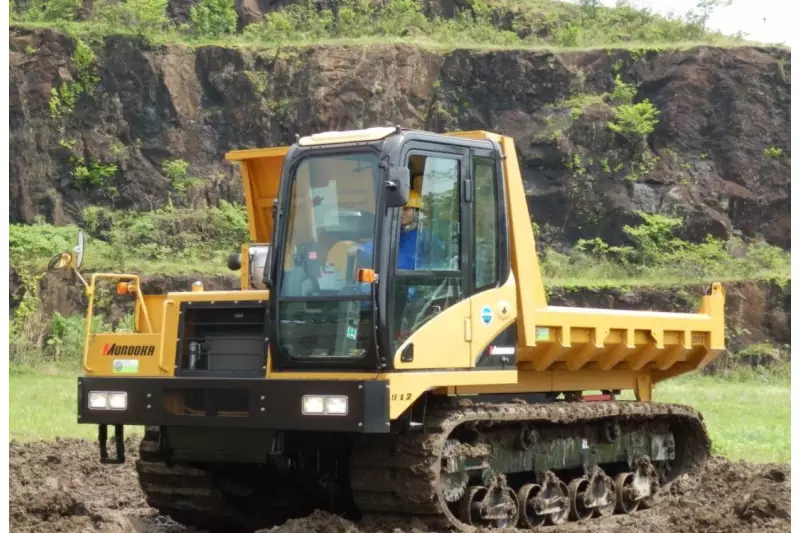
396;189;429;270
355;189;430;272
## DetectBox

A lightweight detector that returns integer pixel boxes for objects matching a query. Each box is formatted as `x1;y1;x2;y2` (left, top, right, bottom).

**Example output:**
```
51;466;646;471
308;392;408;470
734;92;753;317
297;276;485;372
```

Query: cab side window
473;156;499;290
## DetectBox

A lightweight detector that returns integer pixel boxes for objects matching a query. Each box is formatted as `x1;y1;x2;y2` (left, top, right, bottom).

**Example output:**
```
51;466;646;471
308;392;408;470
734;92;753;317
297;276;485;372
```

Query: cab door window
392;153;463;347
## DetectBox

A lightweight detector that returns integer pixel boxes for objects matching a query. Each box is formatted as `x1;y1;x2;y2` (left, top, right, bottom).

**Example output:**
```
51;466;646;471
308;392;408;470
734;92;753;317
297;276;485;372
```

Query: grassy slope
10;0;781;51
9;369;790;464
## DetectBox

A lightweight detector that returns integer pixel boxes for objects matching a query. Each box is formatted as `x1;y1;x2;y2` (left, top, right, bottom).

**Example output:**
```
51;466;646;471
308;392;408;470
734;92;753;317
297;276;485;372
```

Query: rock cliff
9;27;791;249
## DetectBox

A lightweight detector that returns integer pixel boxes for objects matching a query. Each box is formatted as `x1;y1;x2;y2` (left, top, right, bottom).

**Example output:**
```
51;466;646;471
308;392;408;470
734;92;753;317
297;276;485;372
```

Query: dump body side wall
225;146;289;242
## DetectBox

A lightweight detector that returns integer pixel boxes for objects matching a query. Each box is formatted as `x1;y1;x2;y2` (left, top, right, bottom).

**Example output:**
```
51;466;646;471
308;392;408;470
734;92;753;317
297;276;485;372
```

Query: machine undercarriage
136;398;710;532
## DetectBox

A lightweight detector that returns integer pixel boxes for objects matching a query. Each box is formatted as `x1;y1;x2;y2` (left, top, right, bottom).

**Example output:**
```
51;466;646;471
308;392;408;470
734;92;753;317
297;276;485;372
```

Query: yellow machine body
81;130;725;418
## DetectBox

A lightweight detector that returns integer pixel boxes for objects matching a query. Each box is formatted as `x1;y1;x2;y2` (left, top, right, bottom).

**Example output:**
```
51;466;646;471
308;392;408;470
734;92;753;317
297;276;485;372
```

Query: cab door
389;141;473;370
467;147;518;369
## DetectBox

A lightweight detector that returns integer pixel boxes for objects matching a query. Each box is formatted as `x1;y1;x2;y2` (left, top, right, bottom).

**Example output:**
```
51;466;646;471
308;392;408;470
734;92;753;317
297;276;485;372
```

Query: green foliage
189;0;238;38
540;212;791;287
561;76;659;142
90;0;171;38
48;38;100;120
9;269;45;365
609;74;636;105
10;203;250;275
12;0;750;48
764;146;783;159
13;0;81;21
608;100;660;137
732;342;789;368
162;158;202;194
83;201;249;266
9;223;86;266
71;157;118;189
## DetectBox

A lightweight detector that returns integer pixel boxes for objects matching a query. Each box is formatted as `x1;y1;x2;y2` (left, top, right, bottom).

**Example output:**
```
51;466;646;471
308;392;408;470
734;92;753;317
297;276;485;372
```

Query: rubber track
135;427;258;532
349;400;711;532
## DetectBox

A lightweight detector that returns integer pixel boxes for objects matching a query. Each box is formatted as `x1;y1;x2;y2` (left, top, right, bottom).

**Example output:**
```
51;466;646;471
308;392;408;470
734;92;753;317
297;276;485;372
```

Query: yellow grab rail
158;299;176;373
82;273;154;373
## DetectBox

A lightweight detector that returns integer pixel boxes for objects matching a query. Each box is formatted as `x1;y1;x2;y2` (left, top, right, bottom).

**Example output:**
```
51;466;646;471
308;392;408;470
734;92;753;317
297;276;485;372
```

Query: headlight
108;392;128;410
302;395;325;414
302;395;348;415
324;396;348;415
88;391;128;410
89;392;108;409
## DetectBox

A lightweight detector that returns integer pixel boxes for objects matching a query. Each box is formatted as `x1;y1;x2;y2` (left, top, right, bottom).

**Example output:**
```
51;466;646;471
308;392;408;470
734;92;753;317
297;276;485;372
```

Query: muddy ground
10;437;790;533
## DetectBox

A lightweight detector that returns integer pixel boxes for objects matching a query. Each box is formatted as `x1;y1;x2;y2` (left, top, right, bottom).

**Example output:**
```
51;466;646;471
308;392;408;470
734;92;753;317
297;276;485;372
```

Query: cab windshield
277;151;380;360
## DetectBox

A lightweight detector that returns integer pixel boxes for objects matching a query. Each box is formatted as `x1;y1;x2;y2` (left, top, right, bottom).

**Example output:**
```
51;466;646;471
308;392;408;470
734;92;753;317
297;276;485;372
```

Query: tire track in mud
9;437;790;533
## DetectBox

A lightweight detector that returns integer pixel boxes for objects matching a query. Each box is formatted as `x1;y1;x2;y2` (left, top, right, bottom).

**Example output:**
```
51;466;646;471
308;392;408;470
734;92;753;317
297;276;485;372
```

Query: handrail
82;273;152;373
158;299;176;373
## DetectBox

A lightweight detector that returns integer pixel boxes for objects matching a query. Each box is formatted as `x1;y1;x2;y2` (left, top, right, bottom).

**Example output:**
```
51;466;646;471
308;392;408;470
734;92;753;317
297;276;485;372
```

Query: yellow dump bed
520;283;725;384
447;130;726;387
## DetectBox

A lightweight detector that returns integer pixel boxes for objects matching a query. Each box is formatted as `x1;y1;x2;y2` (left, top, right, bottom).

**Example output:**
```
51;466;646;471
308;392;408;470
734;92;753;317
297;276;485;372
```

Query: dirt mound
9;437;166;533
9;439;790;533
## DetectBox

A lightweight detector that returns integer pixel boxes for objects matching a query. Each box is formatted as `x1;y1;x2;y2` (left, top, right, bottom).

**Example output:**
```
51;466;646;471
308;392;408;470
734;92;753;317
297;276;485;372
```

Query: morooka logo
102;344;156;356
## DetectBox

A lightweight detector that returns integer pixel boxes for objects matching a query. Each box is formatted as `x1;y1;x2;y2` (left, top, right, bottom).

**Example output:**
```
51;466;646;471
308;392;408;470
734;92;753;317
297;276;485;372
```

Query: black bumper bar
77;377;391;433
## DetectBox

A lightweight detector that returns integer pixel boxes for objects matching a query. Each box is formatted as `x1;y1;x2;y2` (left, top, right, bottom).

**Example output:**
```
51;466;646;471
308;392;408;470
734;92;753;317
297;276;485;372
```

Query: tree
695;0;733;34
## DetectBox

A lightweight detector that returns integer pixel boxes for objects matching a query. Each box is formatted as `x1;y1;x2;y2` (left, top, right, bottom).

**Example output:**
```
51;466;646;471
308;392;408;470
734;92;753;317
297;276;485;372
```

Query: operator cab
267;127;510;372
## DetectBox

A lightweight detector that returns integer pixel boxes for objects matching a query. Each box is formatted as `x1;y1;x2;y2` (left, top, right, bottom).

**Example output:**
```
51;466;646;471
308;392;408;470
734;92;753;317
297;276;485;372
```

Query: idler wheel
440;440;468;503
568;478;593;521
615;472;639;514
516;483;546;528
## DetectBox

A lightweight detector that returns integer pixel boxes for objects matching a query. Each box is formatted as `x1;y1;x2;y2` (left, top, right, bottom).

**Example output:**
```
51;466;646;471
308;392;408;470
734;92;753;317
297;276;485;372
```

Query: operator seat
325;240;356;279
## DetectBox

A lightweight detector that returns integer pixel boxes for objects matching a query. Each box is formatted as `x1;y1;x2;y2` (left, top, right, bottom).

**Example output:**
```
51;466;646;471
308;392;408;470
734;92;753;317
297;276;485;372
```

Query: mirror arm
72;267;89;290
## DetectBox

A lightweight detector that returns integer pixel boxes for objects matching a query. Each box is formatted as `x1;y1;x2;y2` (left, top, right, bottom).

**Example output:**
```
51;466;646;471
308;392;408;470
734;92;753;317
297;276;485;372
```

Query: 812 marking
391;393;412;401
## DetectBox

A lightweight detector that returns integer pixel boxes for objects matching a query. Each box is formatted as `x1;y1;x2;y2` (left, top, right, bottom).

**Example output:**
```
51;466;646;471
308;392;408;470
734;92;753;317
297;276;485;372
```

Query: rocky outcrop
9;27;791;250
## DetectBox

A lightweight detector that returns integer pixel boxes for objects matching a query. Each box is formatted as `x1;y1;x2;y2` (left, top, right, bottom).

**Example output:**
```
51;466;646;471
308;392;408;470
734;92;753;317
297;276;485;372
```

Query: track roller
569;466;617;520
524;471;570;526
568;478;594;521
516;484;545;528
459;479;519;528
615;455;661;514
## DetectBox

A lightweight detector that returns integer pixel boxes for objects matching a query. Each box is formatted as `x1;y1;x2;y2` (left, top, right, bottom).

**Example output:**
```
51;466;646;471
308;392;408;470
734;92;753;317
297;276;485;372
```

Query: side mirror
47;229;86;273
384;167;410;208
47;229;88;288
74;229;85;269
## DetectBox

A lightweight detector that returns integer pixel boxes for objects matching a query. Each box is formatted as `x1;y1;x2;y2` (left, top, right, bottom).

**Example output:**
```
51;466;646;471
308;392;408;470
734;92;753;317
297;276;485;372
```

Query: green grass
11;20;770;52
9;368;789;464
638;372;789;464
10;0;779;52
9;367;144;441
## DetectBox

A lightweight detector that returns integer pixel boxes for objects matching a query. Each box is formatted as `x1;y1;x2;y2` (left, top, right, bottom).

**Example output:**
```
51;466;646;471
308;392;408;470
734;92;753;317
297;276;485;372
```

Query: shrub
189;0;238;38
91;0;171;37
608;100;660;138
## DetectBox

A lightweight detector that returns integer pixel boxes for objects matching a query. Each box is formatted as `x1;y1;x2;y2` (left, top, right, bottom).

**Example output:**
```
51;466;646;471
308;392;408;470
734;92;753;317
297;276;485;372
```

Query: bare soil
9;438;789;533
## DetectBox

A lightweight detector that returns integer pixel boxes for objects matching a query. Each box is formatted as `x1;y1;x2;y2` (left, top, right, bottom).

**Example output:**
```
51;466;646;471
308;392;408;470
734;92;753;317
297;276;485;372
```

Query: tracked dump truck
57;128;725;532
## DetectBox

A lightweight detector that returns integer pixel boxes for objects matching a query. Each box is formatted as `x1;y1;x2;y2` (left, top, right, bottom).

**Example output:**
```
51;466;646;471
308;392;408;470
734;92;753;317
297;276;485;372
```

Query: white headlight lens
324;396;348;415
302;395;324;414
88;392;108;409
108;392;128;410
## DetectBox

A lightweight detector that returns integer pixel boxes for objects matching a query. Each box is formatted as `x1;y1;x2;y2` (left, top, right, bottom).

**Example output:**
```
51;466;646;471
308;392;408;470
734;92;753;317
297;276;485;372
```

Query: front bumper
77;377;390;433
